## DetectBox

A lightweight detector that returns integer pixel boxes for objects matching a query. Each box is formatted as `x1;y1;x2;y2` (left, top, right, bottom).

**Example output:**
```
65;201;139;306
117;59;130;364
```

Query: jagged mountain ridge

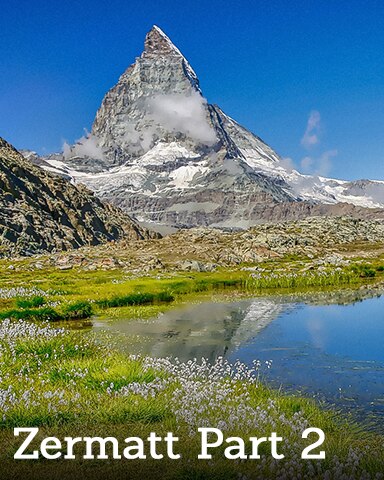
0;138;152;256
33;25;384;230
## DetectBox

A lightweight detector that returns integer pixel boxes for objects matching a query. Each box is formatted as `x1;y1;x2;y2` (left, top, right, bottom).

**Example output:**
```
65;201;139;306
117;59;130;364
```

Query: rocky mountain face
0;138;152;257
33;26;384;230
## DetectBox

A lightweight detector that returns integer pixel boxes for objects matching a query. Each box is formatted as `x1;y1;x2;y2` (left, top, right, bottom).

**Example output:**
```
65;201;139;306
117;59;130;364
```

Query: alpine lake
88;288;384;432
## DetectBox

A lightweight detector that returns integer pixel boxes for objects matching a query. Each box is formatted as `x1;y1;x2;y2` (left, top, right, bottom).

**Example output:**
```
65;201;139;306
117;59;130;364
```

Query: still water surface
94;292;384;428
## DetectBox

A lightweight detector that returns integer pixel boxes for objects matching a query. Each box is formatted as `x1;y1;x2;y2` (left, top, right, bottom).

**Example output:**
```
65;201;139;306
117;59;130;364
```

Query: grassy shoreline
0;319;383;479
0;255;383;322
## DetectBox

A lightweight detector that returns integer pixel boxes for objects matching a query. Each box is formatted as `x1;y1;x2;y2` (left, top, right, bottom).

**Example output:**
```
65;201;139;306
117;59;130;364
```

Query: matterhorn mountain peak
141;25;200;90
144;25;185;57
34;26;384;231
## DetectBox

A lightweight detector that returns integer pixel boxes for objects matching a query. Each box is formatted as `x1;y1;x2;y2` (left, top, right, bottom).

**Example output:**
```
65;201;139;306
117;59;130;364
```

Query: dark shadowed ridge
0;137;156;257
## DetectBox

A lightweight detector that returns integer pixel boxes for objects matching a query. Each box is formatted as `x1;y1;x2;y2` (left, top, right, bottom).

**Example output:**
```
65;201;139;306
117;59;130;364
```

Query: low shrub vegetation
61;300;93;320
15;295;46;309
96;291;175;309
0;306;61;322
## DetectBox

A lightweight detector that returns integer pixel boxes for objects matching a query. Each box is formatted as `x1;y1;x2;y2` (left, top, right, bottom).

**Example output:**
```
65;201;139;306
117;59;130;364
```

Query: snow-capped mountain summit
36;26;384;230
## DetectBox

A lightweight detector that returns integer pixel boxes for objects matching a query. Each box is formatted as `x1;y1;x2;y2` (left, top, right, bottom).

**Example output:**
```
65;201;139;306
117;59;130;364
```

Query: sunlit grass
1;256;383;322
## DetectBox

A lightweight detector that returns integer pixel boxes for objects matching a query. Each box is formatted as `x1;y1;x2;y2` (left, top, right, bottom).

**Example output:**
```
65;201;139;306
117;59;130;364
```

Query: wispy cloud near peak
301;110;321;149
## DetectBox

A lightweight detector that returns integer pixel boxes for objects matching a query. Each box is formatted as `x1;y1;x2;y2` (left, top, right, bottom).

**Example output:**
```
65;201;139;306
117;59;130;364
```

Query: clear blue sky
1;0;383;180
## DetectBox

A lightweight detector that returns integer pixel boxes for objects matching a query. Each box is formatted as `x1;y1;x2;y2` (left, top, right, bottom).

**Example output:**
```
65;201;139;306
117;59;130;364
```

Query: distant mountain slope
0;138;152;256
31;26;384;229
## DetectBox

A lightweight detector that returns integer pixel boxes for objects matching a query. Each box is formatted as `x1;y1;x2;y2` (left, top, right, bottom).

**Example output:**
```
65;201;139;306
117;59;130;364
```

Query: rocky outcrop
134;215;384;265
0;138;154;257
22;215;382;273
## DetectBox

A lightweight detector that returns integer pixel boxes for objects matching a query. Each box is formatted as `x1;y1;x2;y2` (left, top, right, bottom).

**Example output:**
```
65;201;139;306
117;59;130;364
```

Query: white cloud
300;156;314;171
280;157;296;172
296;110;336;176
300;149;338;176
146;91;217;145
61;91;217;162
316;149;338;176
121;123;149;154
277;112;337;178
63;131;105;160
301;110;321;149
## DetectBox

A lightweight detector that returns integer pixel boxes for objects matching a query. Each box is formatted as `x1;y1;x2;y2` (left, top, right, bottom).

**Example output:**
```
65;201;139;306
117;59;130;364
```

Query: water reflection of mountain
99;300;289;362
95;286;384;362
